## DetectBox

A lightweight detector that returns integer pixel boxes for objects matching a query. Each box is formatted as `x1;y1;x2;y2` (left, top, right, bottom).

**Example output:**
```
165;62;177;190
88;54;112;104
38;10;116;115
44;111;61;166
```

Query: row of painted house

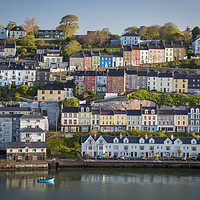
61;104;200;134
0;26;63;39
81;134;200;158
70;42;184;70
74;69;200;95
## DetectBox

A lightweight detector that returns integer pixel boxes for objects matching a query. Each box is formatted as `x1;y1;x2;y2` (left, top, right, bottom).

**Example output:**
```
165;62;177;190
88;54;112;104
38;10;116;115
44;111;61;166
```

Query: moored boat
38;177;55;183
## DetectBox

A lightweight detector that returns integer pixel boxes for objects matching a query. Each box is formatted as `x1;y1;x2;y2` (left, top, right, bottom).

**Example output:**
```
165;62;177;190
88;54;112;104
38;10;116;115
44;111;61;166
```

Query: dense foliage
127;90;200;107
153;59;200;69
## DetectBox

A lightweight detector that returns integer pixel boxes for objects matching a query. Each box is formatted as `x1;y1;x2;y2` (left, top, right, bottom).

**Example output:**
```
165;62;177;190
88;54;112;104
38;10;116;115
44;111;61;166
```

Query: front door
146;152;148;157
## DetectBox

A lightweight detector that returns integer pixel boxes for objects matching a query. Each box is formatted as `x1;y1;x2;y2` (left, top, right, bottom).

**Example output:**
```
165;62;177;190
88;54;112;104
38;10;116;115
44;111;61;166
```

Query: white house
9;26;26;39
192;37;200;54
20;114;49;132
140;48;149;64
20;127;46;142
0;27;8;39
147;72;158;91
112;53;123;67
120;33;140;46
157;73;173;93
64;83;75;99
81;134;200;158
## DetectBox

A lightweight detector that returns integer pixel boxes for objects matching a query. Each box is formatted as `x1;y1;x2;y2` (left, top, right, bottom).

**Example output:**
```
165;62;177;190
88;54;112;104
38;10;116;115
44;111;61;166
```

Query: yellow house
113;110;127;131
100;110;114;132
37;84;65;101
3;44;16;57
173;74;188;93
174;110;188;132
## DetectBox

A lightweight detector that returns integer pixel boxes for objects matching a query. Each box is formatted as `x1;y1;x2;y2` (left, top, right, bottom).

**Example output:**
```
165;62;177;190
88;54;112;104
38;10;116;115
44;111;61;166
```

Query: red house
107;69;125;94
83;52;92;70
132;45;141;66
84;71;96;92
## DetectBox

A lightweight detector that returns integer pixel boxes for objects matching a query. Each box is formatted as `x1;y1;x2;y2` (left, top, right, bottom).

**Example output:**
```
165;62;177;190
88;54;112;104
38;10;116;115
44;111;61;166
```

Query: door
146;152;148;157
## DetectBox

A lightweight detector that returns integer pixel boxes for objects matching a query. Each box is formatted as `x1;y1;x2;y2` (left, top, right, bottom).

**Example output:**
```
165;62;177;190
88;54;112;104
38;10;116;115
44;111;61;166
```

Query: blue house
100;53;113;68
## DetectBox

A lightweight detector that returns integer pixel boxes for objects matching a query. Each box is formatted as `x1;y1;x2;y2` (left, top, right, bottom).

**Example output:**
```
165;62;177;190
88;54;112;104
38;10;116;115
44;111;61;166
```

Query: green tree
124;26;138;34
18;85;29;95
6;21;16;31
57;14;79;38
20;35;36;51
138;26;148;39
64;40;81;55
182;31;192;47
164;27;183;42
88;91;97;98
146;25;160;39
192;26;200;39
14;92;20;101
20;48;27;56
61;98;79;107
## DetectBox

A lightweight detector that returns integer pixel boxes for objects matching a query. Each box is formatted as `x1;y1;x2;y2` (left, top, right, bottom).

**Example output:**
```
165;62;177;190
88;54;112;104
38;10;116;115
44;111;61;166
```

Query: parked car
46;158;56;162
140;156;145;160
191;156;197;161
114;154;118;159
97;155;101;160
181;157;186;161
119;156;124;160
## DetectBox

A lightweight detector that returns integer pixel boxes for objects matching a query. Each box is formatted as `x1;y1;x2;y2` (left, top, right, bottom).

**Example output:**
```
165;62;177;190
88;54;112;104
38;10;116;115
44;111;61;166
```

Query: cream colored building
37;84;65;101
173;74;188;93
165;44;173;62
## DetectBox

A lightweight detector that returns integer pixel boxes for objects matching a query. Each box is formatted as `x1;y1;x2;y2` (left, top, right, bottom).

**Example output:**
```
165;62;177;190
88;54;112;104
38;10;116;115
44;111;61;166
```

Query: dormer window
139;138;145;143
191;139;196;144
114;139;118;143
149;138;154;144
124;138;129;143
145;109;148;114
151;109;155;114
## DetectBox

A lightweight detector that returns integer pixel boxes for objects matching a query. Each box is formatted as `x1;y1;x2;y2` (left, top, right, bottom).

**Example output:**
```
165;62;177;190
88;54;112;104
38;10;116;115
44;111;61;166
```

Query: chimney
120;133;122;139
171;41;173;46
171;134;174;140
155;42;157;47
145;133;148;140
139;43;140;48
94;133;97;140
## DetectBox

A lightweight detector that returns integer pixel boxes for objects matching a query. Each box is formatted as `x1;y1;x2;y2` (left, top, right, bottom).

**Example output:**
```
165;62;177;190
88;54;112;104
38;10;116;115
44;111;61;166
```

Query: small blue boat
38;177;55;183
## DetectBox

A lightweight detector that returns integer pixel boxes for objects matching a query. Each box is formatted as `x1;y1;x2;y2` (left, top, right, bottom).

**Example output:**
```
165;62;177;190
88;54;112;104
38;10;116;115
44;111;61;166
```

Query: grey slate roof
64;83;75;88
0;107;31;112
81;135;200;145
158;73;173;78
62;107;78;113
121;33;139;37
10;26;25;31
6;142;46;149
21;127;45;133
40;84;64;90
20;114;44;119
127;110;141;115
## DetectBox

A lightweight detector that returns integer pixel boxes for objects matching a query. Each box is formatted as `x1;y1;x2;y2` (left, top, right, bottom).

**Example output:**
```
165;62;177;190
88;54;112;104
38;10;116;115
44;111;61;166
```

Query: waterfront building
100;110;114;132
78;104;92;132
188;105;200;133
126;110;142;130
61;107;79;132
141;107;157;131
157;110;174;132
6;142;46;161
113;110;126;131
174;110;188;133
81;134;200;158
